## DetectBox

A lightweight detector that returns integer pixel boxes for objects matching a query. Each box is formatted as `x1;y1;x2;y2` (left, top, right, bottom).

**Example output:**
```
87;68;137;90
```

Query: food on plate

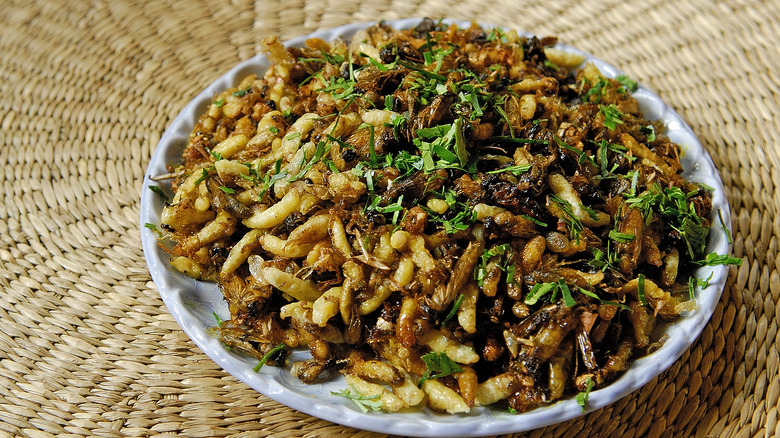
150;18;733;414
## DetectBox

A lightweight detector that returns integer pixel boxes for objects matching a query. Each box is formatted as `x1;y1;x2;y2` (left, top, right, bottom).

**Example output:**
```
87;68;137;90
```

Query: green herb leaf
486;164;532;176
559;279;576;307
194;168;209;185
418;352;463;386
521;214;548;227
144;222;164;238
694;253;743;266
525;282;558;305
233;86;252;97
577;286;630;310
637;274;647;306
599;104;625;130
549;195;584;243
717;209;733;245
212;311;223;327
253;342;287;372
576;377;595;411
441;294;464;326
609;230;635;243
148;185;169;203
615;75;639;92
331;387;384;413
640;124;656;142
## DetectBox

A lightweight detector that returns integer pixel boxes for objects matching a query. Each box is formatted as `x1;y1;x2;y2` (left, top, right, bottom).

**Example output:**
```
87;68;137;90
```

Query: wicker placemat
1;0;777;436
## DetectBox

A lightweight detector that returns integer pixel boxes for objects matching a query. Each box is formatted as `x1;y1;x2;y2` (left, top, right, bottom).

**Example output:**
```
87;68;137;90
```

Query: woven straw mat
1;0;778;437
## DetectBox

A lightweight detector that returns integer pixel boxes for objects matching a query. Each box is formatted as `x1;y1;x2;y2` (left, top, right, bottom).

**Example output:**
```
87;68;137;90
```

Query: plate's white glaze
140;19;732;437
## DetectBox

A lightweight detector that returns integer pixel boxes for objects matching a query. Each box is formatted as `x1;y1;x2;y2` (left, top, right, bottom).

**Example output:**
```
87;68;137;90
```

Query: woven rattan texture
1;0;778;436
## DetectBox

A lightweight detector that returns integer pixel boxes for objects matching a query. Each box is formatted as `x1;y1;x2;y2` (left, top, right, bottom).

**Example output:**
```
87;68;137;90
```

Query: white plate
140;18;733;437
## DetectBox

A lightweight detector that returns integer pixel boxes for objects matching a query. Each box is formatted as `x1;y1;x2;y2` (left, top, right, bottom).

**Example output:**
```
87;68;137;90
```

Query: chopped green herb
475;244;511;287
144;222;164;238
319;75;359;100
233;86;252;97
205;147;223;161
521;214;548;227
599;104;625;130
576;377;595;411
609;230;635;243
332;386;384;412
441;294;464;326
640;124;656;142
577;286;630;310
505;264;516;285
218;186;235;194
258;159;288;199
549;195;584;243
559;279;576;307
588;244;619;273
194;168;209;185
212;311;223;327
253;342;287;372
637;274;647;306
418;352;463;386
486;164;532;176
525;281;558;305
213;97;225;108
148;185;169;203
694;253;743;266
583;78;607;103
269;126;280;135
615;75;639;92
687;271;715;299
717;209;733;245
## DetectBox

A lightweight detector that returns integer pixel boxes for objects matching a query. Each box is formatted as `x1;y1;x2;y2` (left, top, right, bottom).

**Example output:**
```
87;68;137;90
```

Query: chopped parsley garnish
717;209;733;245
148;185;169;203
441;294;464;326
524;281;558;305
549;195;584;243
232;86;252;97
577;286;630;310
599;104;625;130
486;164;531;176
144;222;164;238
212;311;223;327
559;279;576;307
253;342;287;372
615;75;639;92
332;386;384;412
588;244;618;273
693;253;743;266
609;230;635;243
640;124;656;142
193;168;209;185
475;244;511;287
637;273;647;306
688;272;714;299
418;352;463;386
576;377;595;411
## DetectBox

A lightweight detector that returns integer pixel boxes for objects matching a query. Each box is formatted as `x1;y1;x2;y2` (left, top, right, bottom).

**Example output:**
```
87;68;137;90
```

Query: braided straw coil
1;0;778;437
